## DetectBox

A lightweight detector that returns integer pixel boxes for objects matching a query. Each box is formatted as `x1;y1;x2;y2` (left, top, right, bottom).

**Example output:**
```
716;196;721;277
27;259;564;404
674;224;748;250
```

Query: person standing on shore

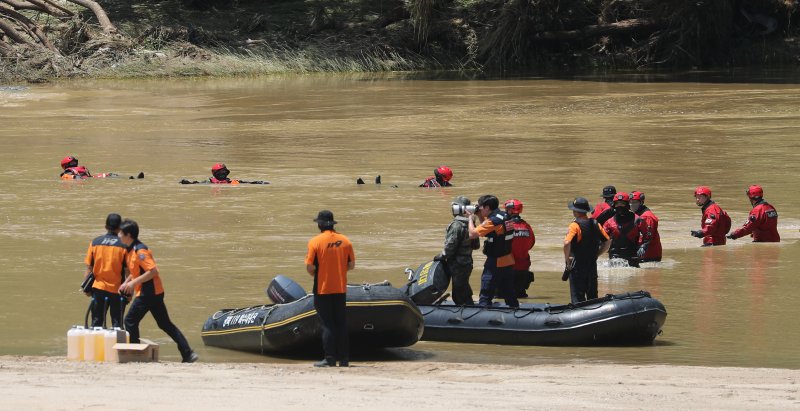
118;219;198;363
564;197;610;303
630;191;662;262
305;210;355;367
435;196;477;305
84;213;127;328
691;186;731;246
727;185;780;242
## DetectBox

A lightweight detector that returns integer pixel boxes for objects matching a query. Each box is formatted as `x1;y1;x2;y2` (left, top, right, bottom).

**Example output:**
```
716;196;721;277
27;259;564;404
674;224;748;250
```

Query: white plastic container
92;327;105;362
67;326;86;361
104;328;129;362
83;327;97;362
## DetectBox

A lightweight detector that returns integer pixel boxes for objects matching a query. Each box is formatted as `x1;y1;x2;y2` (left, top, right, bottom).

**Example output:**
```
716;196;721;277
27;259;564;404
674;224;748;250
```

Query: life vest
592;201;613;224
570;218;603;263
482;211;514;258
445;216;475;260
61;166;91;179
209;177;240;184
419;176;451;188
510;216;534;270
604;211;642;261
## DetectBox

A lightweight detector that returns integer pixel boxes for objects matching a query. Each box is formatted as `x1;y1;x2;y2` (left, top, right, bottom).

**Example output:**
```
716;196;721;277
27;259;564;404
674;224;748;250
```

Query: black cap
313;210;337;225
568;197;593;214
601;185;617;198
105;213;122;230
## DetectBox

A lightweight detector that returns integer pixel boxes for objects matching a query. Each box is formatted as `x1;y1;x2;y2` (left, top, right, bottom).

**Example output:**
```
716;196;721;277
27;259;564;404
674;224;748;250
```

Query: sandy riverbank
1;356;798;410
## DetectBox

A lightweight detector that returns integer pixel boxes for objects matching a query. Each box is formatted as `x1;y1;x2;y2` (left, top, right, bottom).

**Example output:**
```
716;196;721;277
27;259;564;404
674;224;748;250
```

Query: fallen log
532;18;661;41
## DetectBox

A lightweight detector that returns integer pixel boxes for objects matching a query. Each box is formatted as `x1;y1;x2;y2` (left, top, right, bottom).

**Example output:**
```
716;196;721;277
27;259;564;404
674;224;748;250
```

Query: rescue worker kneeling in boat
179;163;268;184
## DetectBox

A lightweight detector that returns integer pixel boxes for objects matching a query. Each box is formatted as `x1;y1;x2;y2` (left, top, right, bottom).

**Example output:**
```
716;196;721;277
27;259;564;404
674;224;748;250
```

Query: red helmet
435;166;453;182
630;191;645;202
211;163;230;179
504;199;523;215
694;186;712;197
61;156;78;170
613;192;630;203
746;185;763;198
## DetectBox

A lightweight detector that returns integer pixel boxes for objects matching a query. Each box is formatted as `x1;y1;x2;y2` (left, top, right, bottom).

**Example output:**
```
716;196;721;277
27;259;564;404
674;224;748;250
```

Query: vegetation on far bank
1;0;799;83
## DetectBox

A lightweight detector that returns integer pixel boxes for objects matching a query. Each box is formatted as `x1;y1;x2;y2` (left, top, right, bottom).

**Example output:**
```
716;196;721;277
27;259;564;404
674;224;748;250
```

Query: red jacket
635;206;662;261
603;212;643;258
419;176;451;188
592;201;613;224
510;217;534;271
700;201;730;246
730;200;779;242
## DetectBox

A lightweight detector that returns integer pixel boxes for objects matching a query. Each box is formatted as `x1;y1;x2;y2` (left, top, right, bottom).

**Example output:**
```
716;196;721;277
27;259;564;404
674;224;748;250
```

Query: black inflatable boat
201;279;424;354
406;261;667;346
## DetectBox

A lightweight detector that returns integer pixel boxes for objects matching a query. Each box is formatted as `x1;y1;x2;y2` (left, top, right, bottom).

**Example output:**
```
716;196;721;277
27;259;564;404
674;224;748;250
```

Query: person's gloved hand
180;179;192;184
690;230;703;238
432;254;445;262
726;233;735;240
637;246;647;258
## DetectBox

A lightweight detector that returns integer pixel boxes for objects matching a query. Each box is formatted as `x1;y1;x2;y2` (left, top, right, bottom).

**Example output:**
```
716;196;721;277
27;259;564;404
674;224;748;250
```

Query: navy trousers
124;294;193;360
478;257;519;308
314;293;349;363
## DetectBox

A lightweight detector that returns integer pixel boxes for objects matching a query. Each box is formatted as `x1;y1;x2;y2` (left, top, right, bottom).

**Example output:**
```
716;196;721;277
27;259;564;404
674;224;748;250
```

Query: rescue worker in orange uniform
419;166;453;188
564;197;611;303
468;195;518;308
691;186;731;246
84;213;128;328
60;155;92;179
505;199;535;298
602;192;643;267
727;185;780;242
630;191;662;262
118;219;198;363
592;185;616;225
306;210;355;367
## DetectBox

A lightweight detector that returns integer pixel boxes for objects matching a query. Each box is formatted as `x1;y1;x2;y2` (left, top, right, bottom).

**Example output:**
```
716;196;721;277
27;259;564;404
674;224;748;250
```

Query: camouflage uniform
442;215;476;305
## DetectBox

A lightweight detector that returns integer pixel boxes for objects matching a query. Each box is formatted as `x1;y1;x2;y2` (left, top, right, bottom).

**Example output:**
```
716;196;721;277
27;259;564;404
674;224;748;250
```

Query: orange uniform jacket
84;233;127;294
305;230;355;295
475;217;515;268
125;241;164;297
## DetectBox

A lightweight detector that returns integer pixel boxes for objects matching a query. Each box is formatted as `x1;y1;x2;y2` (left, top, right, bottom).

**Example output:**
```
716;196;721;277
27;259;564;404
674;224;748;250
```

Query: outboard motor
405;260;450;305
266;275;307;304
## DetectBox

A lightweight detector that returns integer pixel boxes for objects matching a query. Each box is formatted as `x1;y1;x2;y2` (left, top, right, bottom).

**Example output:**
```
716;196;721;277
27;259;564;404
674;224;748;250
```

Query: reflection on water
0;74;799;368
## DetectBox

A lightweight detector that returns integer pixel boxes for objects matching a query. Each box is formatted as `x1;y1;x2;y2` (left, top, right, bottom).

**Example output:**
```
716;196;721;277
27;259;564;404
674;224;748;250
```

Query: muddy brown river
1;72;798;367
